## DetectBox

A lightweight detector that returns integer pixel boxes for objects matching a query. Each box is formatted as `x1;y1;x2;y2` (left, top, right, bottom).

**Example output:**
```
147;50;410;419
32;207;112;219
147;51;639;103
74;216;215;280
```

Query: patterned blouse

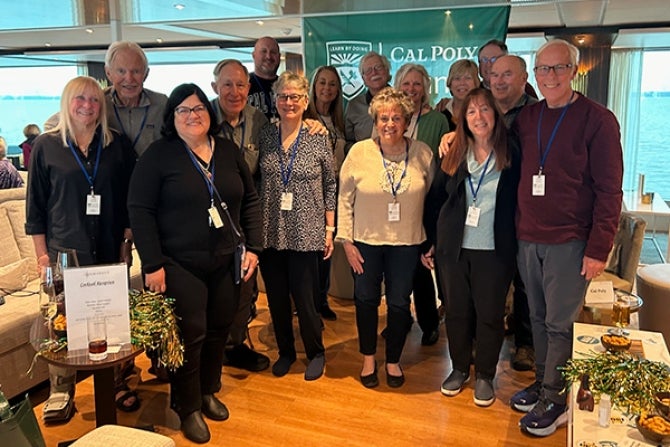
259;123;337;252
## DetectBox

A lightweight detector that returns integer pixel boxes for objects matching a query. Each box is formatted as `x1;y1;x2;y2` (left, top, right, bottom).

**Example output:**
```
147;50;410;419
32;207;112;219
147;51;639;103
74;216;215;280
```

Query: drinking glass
39;265;58;345
612;296;633;336
55;249;79;294
87;316;108;361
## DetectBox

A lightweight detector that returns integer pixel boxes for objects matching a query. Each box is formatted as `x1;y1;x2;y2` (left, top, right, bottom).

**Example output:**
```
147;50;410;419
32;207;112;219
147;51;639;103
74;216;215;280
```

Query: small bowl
655;392;670;421
600;334;632;352
636;414;670;444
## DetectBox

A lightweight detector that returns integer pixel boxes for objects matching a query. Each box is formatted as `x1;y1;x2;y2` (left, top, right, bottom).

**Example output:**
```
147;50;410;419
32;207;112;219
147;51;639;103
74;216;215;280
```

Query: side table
39;344;143;427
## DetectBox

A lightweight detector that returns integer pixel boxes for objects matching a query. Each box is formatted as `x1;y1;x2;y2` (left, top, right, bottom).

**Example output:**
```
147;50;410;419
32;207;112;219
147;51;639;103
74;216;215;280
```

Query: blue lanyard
536;91;574;173
467;151;494;205
278;124;302;187
379;137;409;199
67;134;102;193
183;139;215;203
112;93;149;151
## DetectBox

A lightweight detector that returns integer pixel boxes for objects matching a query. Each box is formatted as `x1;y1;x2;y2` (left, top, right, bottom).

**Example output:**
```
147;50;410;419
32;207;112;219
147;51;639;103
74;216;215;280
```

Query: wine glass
39;265;58;345
55;249;79;293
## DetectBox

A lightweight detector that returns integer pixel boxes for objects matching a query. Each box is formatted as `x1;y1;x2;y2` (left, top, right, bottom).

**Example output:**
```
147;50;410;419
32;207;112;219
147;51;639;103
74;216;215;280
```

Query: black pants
412;259;440;333
316;255;331;310
439;249;514;379
512;269;533;348
227;268;258;346
260;248;324;360
165;254;239;419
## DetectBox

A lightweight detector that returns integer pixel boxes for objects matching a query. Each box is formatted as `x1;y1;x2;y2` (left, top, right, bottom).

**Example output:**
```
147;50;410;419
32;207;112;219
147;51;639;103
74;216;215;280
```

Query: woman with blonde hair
437;59;480;130
26;76;136;422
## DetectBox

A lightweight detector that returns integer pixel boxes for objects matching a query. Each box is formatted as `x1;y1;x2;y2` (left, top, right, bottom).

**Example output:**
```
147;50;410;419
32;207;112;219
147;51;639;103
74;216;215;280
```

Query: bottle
577;373;594;411
0;387;12;420
598;393;611;427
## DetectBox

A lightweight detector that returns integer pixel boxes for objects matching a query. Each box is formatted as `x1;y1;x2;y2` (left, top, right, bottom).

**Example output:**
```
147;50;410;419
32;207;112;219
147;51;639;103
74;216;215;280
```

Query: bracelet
325;226;336;232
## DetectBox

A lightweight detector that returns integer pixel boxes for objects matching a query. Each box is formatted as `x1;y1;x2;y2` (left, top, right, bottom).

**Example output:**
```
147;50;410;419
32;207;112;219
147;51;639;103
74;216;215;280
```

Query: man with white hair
510;39;622;437
104;40;167;157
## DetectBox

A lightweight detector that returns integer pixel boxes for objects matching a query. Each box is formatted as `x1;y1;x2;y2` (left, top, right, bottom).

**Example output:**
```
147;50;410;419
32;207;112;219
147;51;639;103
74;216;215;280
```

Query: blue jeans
517;240;587;405
353;242;419;364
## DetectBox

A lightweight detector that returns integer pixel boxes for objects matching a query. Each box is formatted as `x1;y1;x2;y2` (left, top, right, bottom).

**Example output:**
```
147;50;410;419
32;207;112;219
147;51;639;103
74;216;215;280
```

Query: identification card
86;194;101;215
280;192;294;211
532;174;546;196
387;202;400;222
208;206;224;228
465;205;481;227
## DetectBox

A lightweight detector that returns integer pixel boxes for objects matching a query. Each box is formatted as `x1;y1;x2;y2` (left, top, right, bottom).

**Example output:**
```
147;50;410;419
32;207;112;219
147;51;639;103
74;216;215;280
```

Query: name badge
532;174;546;196
465;205;481;227
86;194;101;215
388;202;400;222
208;206;224;228
280;192;294;211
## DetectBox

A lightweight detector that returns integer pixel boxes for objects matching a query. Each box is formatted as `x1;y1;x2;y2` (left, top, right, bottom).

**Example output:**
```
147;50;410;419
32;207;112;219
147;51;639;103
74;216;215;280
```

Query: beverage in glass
87;316;108;361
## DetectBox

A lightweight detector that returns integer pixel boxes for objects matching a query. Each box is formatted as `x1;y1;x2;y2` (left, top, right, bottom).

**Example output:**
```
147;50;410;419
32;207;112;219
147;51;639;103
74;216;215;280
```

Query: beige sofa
0;179;49;399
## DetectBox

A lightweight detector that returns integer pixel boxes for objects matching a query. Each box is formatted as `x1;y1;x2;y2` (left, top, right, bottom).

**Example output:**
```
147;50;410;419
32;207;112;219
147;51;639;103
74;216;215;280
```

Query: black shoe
512;346;536;372
320;304;337;321
181;411;210;444
201;394;229;421
386;364;405;388
272;355;296;377
223;344;270;372
360;363;379;388
304;353;325;381
421;328;439;346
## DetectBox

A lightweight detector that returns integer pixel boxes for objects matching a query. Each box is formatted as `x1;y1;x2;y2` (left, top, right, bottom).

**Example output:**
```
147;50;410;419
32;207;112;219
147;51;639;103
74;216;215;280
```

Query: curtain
608;49;643;192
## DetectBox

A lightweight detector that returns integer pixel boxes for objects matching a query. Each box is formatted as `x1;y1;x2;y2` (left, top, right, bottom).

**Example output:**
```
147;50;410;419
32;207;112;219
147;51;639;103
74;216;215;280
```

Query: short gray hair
105;41;149;74
536;38;580;67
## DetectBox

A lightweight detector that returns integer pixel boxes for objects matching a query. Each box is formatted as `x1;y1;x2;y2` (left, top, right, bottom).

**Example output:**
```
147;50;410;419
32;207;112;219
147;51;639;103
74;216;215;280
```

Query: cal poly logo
327;40;372;101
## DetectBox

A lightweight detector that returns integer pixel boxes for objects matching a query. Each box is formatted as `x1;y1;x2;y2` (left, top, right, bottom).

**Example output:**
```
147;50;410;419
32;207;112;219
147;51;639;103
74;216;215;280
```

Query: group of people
22;33;623;444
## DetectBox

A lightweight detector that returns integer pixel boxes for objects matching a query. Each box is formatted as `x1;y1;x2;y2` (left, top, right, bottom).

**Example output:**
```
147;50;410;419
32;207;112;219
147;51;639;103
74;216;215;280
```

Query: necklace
189;138;214;177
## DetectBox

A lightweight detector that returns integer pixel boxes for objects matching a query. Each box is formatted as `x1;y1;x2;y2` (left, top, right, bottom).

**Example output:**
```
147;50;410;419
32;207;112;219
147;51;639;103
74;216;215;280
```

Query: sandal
115;386;141;412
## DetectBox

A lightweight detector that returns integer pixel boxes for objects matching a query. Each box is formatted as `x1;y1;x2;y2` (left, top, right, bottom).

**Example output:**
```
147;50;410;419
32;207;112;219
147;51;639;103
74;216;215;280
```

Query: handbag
0;394;46;447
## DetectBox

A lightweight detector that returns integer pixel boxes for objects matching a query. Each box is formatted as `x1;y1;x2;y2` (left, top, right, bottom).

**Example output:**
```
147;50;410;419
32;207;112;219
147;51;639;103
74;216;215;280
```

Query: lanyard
112;92;149;151
536;91;574;174
67;134;102;193
183;139;215;203
318;114;338;150
379;137;409;200
224;118;246;152
467;151;494;205
408;109;422;139
278;123;302;187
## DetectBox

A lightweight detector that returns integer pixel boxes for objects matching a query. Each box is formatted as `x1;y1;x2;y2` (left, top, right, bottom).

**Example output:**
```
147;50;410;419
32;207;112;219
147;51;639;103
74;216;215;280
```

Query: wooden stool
70;425;175;447
636;263;670;346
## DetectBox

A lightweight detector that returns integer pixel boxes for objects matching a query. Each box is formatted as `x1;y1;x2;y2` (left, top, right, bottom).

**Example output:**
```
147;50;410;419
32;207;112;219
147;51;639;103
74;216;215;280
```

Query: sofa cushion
0;257;33;291
0;208;22;267
1;200;37;280
0;278;41;356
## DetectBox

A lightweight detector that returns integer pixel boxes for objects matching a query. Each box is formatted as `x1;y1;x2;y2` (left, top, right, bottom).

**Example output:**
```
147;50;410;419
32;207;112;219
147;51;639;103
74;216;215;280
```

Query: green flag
303;7;510;103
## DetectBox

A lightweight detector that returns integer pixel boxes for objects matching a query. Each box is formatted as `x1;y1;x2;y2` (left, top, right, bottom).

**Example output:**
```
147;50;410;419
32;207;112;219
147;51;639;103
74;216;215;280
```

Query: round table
582;289;643;326
39;344;144;427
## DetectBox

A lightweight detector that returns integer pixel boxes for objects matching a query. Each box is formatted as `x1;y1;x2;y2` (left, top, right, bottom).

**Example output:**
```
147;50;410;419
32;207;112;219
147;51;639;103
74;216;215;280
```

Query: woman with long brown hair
422;87;520;407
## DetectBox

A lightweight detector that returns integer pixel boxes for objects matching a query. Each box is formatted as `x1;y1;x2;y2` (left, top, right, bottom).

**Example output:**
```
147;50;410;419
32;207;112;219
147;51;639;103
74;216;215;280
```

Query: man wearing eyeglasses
344;51;392;152
210;59;271;373
510;39;622;438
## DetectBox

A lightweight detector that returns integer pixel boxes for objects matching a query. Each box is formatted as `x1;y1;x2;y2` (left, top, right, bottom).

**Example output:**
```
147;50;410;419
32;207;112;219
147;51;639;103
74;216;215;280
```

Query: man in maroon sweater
510;39;623;437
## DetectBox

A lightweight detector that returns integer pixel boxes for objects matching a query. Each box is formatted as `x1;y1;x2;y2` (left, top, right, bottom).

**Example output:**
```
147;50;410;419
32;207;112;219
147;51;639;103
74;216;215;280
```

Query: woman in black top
128;83;262;444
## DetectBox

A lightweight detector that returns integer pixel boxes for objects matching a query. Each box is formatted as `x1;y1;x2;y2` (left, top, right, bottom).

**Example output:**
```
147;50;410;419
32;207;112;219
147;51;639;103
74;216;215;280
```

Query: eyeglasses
478;56;500;64
378;115;405;125
275;93;305;102
363;64;385;76
175;105;207;116
533;64;574;76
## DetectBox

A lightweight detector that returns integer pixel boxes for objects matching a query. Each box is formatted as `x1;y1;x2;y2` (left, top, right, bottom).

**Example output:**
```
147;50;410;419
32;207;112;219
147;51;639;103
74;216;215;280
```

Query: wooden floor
33;293;566;447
